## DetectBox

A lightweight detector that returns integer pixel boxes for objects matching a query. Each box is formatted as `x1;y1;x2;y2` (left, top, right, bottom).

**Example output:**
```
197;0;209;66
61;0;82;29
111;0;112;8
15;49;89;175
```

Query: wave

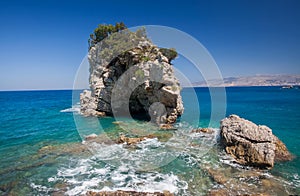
43;125;220;196
60;104;80;113
43;135;195;195
30;183;53;195
50;155;187;196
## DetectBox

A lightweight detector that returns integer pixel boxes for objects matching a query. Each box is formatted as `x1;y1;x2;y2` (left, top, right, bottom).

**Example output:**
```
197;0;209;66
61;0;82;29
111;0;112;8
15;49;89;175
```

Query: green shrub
159;48;178;62
141;56;151;62
88;22;127;49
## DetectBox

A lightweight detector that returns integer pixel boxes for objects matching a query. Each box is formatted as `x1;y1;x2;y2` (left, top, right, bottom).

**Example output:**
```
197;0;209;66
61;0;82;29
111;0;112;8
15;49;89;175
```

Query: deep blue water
0;87;299;195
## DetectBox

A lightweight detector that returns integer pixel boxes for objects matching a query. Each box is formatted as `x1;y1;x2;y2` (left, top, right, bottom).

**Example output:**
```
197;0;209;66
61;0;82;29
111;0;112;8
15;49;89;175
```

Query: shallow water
0;87;299;195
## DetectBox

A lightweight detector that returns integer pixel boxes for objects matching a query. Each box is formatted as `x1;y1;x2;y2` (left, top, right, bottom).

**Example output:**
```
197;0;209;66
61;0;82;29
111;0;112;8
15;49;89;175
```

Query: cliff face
80;30;183;124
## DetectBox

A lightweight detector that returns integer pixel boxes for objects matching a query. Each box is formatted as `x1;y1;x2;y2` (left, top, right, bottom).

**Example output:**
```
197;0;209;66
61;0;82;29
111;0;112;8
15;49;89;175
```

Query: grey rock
220;114;292;169
80;34;183;123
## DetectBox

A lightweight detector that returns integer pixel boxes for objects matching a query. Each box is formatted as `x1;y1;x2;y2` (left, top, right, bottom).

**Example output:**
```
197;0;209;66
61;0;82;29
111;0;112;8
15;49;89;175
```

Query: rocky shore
24;114;295;196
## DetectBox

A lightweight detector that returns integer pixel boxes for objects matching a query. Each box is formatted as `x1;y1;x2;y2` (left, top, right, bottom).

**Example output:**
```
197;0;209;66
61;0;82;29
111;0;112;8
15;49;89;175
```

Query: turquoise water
0;87;299;195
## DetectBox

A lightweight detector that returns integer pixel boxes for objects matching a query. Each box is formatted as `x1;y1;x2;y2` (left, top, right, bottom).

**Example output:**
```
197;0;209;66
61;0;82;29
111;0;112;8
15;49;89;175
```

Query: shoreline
1;85;299;92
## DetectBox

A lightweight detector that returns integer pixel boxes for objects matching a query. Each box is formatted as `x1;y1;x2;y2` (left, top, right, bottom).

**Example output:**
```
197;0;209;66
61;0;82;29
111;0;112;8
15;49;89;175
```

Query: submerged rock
191;128;214;134
207;189;230;196
159;124;177;130
84;133;98;141
86;190;173;196
220;114;292;169
80;27;183;124
204;163;296;196
206;168;228;184
116;134;156;145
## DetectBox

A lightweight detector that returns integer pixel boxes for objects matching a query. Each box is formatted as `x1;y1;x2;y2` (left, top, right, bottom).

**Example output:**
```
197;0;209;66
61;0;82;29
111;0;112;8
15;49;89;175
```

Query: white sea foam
50;154;188;196
136;138;162;149
43;124;221;195
30;121;298;195
292;173;300;187
30;183;53;194
60;103;80;113
46;136;191;196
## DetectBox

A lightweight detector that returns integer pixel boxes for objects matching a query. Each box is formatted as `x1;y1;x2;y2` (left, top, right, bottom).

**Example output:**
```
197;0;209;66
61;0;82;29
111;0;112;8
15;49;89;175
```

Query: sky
0;0;299;90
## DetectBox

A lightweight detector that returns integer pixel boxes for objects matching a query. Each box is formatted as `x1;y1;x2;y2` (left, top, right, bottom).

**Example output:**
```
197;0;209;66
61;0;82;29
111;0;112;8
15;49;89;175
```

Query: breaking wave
60;103;80;113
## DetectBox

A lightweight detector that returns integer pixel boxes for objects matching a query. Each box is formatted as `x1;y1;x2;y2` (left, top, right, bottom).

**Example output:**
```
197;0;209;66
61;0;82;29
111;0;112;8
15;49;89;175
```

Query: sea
0;86;299;195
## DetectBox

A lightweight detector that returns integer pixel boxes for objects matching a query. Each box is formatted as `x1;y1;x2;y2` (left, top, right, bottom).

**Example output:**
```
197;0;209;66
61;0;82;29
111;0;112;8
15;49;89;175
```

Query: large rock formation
80;28;183;124
220;114;292;168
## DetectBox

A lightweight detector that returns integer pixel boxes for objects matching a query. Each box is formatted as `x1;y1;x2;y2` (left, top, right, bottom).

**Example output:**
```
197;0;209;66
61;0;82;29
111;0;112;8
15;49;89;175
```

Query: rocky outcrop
220;115;292;168
273;135;293;161
191;127;214;134
80;29;183;124
116;134;156;145
86;190;173;196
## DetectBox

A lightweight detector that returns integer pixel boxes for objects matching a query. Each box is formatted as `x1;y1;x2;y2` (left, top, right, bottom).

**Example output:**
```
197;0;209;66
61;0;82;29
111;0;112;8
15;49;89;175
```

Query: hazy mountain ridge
192;74;300;87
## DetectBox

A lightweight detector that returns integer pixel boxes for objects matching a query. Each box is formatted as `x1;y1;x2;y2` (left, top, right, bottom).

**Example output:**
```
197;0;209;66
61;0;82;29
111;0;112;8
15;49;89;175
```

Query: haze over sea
0;86;299;195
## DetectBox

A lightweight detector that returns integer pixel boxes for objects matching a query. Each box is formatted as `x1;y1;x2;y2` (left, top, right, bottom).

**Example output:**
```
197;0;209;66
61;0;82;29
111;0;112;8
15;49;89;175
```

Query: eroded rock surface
191;127;214;134
220;114;292;168
117;134;156;145
273;135;293;162
80;30;183;124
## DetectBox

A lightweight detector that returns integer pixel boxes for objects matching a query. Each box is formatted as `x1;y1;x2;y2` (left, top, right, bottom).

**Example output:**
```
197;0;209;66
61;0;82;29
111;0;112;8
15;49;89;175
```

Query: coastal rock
220;114;292;168
84;133;98;141
159;124;177;130
80;90;106;117
273;135;293;161
207;189;230;196
80;29;183;124
206;168;228;184
86;190;173;196
117;134;156;145
191;127;214;134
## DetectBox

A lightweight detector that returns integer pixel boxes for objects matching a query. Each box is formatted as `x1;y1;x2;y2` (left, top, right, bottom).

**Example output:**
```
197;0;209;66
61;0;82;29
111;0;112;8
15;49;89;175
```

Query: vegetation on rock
88;23;177;63
88;22;148;51
88;22;126;48
159;48;178;62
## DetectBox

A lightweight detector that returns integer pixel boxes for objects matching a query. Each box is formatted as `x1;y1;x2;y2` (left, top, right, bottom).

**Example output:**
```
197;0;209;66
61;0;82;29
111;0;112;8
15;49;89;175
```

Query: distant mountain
192;74;300;87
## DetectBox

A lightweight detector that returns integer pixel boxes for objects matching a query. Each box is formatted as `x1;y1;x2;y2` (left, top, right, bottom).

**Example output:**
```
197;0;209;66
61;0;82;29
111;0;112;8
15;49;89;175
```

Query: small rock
207;189;230;196
159;124;177;130
84;133;98;141
117;134;156;145
38;145;55;153
112;121;123;125
191;128;214;134
206;168;228;184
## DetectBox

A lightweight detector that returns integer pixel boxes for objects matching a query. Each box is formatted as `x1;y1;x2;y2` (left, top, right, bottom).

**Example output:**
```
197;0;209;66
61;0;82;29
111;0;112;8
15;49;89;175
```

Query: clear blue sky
0;0;299;90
